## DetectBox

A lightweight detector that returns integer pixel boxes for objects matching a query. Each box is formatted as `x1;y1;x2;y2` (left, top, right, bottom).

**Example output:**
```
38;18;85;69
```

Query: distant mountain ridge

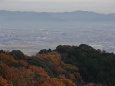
0;10;115;22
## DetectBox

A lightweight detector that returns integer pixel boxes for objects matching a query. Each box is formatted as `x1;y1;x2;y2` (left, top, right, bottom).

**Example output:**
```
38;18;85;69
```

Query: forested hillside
0;44;115;86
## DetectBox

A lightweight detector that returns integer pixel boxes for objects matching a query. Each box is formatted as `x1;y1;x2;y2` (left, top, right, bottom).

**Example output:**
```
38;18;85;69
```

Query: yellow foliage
63;64;79;73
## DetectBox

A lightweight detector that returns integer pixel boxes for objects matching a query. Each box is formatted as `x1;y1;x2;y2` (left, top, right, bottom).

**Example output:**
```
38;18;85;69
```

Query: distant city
0;10;115;55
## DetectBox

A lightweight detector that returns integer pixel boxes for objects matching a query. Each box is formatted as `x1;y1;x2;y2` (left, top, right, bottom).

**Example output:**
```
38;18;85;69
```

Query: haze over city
0;0;115;55
0;0;115;14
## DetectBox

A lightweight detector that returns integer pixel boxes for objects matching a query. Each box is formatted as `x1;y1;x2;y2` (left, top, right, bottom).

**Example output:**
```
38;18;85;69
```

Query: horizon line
0;10;115;14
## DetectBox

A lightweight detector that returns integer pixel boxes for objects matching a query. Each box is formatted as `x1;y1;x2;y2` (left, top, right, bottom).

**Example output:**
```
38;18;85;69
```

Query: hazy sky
0;0;115;14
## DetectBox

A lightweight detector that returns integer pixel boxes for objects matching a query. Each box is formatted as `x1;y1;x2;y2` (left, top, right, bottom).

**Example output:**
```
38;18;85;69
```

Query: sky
0;0;115;14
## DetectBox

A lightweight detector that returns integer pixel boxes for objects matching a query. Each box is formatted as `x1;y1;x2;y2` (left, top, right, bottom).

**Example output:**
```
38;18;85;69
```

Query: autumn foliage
0;51;79;86
1;44;113;86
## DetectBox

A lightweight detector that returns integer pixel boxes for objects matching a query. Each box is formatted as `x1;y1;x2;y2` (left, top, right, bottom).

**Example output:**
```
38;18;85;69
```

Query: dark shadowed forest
0;44;115;86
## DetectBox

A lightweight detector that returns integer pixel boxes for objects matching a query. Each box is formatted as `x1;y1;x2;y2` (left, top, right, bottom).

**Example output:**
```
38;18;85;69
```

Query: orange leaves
0;76;13;86
61;79;76;86
37;78;65;86
0;76;8;86
37;77;76;86
48;78;65;86
84;83;95;86
0;53;17;66
36;51;65;68
1;64;18;83
0;51;79;86
18;60;28;67
29;66;49;78
36;51;65;75
36;51;61;66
